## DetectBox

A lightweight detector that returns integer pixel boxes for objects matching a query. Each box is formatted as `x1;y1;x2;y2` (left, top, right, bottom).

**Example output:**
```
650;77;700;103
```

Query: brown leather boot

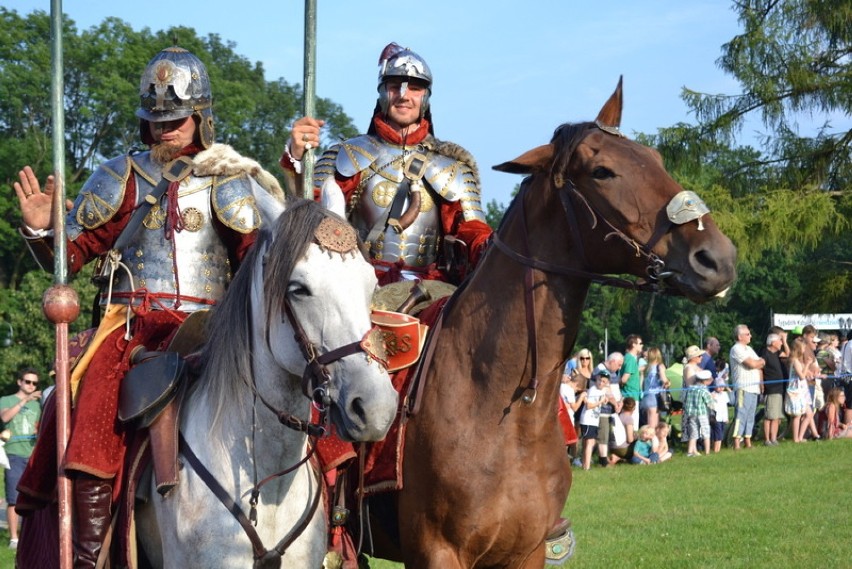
72;474;113;568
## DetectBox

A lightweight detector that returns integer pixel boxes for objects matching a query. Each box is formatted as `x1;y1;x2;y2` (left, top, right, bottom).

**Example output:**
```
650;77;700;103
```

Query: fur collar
193;143;285;201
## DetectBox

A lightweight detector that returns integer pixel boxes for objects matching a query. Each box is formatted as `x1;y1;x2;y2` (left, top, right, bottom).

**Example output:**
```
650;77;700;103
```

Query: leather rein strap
490;178;681;296
282;297;366;405
179;433;322;569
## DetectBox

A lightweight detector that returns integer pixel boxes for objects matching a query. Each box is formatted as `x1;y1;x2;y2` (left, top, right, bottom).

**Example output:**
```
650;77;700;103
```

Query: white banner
773;313;852;330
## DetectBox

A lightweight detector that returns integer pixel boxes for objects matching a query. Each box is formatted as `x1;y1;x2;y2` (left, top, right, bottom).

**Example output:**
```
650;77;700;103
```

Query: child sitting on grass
819;387;852;439
630;425;659;465
609;397;637;465
653;422;673;462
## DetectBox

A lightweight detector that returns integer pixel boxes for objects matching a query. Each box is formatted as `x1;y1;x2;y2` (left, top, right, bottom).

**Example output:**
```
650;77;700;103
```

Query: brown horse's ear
492;144;555;174
595;76;623;128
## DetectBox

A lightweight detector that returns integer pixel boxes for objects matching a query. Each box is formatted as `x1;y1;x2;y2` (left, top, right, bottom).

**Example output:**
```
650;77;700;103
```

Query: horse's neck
445;188;590;399
189;343;309;482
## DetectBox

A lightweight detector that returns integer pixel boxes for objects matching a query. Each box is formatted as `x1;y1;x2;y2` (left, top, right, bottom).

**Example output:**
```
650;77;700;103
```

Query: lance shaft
302;0;317;198
49;2;76;568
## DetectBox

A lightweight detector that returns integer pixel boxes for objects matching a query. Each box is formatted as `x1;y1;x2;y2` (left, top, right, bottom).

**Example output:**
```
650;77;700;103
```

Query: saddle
118;310;210;495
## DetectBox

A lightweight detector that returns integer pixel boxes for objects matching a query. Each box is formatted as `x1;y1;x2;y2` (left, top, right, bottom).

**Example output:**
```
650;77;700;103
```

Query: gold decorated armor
314;135;485;270
68;149;264;311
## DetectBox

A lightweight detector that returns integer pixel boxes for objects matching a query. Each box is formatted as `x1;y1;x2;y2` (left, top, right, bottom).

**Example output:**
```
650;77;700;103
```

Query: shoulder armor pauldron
423;140;486;223
313;143;342;192
212;173;261;234
73;155;132;233
335;135;385;177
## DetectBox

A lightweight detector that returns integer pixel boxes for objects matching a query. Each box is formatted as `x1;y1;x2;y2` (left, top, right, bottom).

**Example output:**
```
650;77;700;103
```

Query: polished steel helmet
377;42;432;117
137;46;215;148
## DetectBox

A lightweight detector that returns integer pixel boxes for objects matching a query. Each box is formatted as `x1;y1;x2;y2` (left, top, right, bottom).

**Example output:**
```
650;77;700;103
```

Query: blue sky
7;1;765;204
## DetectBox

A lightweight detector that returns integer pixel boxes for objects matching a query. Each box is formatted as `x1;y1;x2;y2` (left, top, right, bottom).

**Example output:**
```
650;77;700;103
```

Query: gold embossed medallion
143;204;166;229
181;207;204;231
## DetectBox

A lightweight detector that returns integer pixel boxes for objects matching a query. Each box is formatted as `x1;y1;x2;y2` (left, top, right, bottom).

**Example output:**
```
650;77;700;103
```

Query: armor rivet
375;253;383;261
135;250;143;257
416;256;425;265
139;279;146;288
137;263;144;271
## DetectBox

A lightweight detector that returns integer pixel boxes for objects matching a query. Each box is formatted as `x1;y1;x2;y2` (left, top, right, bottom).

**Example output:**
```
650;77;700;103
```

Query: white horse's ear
320;178;347;218
255;185;286;225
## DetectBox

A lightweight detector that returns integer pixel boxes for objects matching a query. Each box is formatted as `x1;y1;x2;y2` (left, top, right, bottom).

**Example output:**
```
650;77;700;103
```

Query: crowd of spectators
559;323;852;469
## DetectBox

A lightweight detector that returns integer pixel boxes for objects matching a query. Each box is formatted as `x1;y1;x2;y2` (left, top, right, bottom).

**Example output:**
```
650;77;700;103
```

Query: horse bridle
180;223;387;569
490;123;711;404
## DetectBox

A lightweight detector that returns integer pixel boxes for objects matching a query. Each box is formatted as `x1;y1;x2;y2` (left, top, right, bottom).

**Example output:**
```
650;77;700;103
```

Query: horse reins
490;124;699;404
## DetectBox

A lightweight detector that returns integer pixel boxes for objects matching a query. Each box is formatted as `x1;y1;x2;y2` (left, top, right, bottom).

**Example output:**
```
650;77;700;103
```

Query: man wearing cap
13;46;283;566
282;42;492;286
729;324;766;450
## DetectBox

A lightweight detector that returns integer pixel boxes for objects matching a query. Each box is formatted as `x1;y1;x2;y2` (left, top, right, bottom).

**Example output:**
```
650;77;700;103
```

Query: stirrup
544;517;576;565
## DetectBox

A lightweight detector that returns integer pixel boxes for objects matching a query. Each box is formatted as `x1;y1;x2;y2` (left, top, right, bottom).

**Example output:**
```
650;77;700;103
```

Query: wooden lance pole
46;3;78;568
301;0;317;198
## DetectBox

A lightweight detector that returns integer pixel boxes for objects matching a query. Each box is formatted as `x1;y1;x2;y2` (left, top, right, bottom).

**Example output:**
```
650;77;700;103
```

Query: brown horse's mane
495;121;598;234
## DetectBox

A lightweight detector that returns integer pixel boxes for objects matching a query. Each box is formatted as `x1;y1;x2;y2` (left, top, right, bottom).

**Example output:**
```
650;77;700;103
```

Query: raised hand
13;166;56;231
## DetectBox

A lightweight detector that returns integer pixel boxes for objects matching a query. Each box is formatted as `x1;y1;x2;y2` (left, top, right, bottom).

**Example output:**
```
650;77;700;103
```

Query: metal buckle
162;155;195;182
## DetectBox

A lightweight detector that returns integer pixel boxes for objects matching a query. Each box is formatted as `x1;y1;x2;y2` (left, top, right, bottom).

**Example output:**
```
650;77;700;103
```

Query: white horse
135;198;398;568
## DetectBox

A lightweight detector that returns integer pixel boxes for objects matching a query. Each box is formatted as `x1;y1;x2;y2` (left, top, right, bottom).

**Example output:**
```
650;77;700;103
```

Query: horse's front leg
404;547;466;569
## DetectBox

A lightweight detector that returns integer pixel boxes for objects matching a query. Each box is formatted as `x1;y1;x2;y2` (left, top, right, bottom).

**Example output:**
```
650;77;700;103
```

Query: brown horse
370;78;737;568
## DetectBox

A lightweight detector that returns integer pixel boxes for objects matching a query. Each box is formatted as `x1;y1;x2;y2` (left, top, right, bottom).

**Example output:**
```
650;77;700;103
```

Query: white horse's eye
287;283;311;298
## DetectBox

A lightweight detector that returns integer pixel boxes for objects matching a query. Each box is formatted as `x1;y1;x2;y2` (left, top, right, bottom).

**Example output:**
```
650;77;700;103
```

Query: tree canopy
484;0;851;359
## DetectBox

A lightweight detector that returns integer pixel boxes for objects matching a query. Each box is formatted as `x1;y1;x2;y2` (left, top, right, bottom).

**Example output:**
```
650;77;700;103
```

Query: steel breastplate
348;142;442;267
106;156;232;311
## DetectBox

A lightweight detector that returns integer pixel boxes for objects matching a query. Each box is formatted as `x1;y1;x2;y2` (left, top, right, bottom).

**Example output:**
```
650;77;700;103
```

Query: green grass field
365;438;851;568
0;439;848;568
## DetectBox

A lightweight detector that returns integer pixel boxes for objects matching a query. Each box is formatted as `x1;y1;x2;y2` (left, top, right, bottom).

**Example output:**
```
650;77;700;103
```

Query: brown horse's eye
592;166;615;180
